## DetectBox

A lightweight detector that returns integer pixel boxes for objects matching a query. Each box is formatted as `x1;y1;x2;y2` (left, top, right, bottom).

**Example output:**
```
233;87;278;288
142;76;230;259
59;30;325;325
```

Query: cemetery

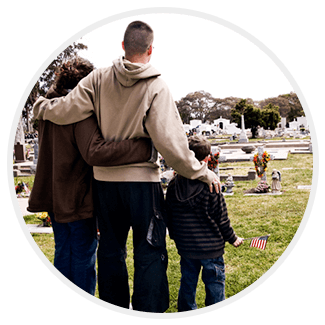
13;113;313;312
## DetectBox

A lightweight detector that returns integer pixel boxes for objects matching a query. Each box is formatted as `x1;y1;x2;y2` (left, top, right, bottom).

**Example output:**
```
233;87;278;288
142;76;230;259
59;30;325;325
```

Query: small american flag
250;235;270;250
23;182;30;195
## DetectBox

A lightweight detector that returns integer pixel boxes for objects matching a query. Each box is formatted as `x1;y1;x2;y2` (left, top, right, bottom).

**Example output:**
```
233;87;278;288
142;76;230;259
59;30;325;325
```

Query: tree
258;92;303;121
261;103;281;130
231;99;262;138
23;42;88;132
205;96;245;121
175;91;216;123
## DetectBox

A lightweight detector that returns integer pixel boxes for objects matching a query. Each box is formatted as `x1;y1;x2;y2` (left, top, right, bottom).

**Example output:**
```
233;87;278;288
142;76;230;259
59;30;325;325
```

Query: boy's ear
203;156;209;163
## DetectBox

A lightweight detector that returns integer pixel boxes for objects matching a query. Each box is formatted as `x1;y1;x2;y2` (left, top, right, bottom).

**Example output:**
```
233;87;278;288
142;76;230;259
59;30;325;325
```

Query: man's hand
209;178;221;193
232;237;243;248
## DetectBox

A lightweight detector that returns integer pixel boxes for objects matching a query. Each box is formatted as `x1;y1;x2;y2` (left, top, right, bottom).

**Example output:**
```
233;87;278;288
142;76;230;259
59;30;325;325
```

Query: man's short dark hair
123;21;154;56
188;135;211;161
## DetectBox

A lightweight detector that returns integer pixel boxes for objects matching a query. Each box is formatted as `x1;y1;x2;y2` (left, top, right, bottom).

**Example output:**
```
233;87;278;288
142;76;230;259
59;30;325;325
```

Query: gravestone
14;143;26;163
238;115;248;143
14;116;26;163
30;139;39;174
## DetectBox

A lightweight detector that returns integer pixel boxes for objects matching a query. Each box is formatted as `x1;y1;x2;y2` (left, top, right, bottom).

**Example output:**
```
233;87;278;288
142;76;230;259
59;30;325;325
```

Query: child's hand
232;237;243;247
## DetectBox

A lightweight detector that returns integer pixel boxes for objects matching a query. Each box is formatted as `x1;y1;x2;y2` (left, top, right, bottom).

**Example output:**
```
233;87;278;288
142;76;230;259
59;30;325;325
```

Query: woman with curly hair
28;57;152;295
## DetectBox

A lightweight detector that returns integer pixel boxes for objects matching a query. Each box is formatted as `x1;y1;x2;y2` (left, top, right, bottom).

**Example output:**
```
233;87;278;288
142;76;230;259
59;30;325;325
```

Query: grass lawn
19;153;312;313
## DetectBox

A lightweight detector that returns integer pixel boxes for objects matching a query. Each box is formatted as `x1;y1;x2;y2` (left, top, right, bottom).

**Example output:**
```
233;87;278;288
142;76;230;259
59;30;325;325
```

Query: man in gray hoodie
33;21;220;312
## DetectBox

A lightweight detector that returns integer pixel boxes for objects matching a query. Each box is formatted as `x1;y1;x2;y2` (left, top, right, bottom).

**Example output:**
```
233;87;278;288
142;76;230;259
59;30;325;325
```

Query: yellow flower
37;212;48;220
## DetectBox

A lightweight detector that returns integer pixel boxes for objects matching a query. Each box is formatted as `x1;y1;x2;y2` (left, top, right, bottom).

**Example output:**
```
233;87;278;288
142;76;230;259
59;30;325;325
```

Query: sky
75;13;294;102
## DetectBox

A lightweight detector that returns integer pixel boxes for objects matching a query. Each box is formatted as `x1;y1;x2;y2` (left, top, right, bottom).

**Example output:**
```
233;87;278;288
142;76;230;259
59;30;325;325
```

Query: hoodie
166;175;237;259
33;57;216;184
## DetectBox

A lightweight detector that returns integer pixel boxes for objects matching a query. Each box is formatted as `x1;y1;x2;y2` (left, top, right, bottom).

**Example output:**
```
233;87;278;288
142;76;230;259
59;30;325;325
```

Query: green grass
20;153;312;313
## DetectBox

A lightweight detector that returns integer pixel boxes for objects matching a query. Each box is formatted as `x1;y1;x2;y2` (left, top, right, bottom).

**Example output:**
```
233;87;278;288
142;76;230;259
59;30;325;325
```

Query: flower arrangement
254;181;270;193
253;151;271;177
15;182;30;197
243;180;270;194
208;152;220;171
37;212;51;227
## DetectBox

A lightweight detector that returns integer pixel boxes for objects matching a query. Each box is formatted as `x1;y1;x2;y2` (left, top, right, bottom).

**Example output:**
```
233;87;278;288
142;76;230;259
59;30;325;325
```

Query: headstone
238;115;248;143
30;138;39;174
14;143;26;162
14;116;26;163
297;185;312;190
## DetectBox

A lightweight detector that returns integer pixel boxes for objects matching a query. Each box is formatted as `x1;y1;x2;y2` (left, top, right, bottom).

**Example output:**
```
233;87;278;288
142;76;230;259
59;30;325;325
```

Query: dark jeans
49;213;97;295
178;256;225;312
94;181;169;313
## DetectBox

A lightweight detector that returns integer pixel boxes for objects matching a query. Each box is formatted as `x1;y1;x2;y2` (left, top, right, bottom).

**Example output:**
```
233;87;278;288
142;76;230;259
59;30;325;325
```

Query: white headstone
238;115;248;143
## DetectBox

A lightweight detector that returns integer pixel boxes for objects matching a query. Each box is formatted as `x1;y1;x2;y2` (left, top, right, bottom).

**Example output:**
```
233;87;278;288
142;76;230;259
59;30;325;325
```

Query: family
28;20;243;313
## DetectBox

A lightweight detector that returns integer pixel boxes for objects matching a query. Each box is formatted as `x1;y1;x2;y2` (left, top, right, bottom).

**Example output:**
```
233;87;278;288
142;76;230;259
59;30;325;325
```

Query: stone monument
30;138;39;174
224;174;235;193
257;146;267;182
271;169;281;193
238;115;248;143
14;115;26;163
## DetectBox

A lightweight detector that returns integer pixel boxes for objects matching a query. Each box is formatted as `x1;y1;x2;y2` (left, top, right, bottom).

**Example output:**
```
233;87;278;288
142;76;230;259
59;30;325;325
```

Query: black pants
94;181;169;313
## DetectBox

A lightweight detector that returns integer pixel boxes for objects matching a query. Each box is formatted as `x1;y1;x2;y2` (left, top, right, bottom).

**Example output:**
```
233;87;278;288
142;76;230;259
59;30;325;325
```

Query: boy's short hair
188;135;211;161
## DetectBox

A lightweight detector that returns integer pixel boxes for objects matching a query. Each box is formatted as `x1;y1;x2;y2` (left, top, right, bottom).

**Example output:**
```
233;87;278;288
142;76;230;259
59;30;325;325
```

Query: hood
173;175;205;203
112;56;161;87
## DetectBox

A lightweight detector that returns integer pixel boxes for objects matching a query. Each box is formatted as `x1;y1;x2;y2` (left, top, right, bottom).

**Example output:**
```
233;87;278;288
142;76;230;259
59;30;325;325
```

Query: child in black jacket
166;135;243;312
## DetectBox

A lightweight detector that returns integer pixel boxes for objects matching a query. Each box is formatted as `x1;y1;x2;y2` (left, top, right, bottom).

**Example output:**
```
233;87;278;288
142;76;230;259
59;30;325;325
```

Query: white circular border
7;7;318;319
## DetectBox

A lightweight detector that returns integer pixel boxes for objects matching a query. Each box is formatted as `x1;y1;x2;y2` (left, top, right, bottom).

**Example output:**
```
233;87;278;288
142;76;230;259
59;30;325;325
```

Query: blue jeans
178;256;225;312
49;213;98;295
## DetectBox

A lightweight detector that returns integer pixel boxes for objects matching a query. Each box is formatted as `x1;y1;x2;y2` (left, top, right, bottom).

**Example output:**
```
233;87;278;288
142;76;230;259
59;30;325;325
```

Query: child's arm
209;192;239;245
74;115;152;167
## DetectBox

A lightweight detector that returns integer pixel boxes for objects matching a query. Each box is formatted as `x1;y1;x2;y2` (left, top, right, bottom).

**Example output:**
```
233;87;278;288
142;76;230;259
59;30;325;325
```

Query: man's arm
145;79;220;191
33;70;96;125
74;115;152;166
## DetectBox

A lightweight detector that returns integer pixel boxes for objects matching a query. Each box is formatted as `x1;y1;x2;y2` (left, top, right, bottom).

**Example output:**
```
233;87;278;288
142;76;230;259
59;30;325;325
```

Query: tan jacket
33;56;215;184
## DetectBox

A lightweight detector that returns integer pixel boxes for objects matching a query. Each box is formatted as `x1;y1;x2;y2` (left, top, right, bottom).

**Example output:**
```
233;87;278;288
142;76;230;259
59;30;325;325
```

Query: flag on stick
248;234;270;250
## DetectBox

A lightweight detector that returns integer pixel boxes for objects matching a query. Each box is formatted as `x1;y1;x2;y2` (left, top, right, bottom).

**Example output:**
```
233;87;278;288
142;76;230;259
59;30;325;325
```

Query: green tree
24;42;88;132
258;92;303;121
261;103;281;130
231;99;262;138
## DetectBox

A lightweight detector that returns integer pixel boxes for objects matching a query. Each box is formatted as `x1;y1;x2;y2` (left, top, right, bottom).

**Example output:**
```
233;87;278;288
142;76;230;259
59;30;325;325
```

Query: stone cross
257;146;267;181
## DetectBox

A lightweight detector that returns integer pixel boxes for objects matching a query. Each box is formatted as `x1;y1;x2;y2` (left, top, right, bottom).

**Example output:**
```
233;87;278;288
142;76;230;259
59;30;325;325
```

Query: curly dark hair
53;56;95;93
